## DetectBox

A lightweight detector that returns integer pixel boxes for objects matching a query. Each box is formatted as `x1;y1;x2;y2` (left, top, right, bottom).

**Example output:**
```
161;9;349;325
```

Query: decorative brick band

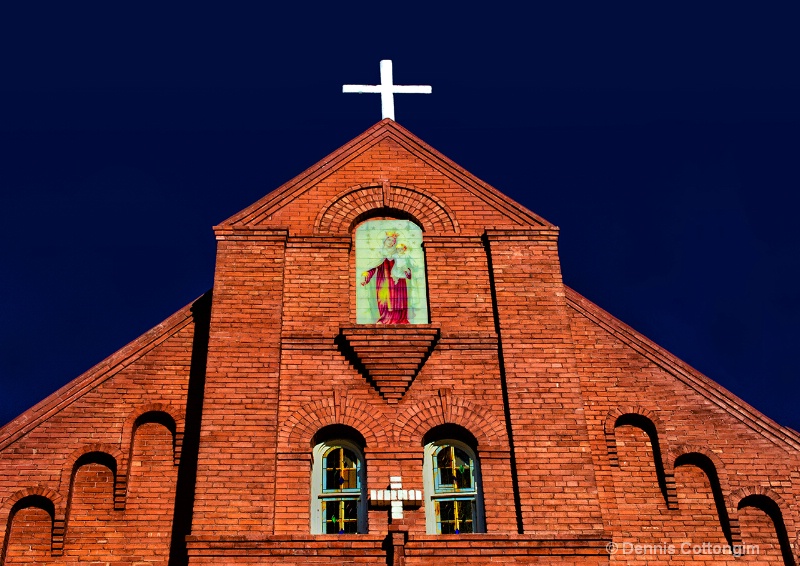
186;534;388;557
213;227;290;241
484;227;560;242
315;183;458;234
184;533;611;558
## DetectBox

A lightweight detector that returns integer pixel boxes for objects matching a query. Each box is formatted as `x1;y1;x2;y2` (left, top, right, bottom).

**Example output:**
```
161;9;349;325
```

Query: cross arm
342;85;383;93
392;86;432;94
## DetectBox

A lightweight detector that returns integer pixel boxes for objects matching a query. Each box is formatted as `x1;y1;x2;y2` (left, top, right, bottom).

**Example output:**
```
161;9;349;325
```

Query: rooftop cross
343;60;431;121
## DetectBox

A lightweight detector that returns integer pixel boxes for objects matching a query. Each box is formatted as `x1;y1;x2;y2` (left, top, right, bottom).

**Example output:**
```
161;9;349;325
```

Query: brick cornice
213;226;289;241
565;285;800;451
484;227;560;241
406;533;611;556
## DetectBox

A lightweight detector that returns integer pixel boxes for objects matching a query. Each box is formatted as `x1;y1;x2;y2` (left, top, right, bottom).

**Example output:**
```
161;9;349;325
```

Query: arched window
311;439;367;534
423;438;484;534
355;218;428;324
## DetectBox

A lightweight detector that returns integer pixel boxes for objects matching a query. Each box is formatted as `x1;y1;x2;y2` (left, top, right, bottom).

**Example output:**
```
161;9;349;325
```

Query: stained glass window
355;219;428;325
311;442;366;534
425;441;483;534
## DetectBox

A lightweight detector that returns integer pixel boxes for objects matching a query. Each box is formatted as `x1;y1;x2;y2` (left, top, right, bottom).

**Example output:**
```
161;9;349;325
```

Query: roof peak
216;120;551;230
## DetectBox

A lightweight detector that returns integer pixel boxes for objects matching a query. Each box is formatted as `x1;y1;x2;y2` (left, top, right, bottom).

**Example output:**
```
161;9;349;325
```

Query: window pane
323;447;359;492
340;452;357;489
436;499;475;535
437;448;454;487
456;499;474;533
436;500;455;534
342;499;359;533
453;447;472;490
323;498;359;534
436;498;474;534
435;445;473;493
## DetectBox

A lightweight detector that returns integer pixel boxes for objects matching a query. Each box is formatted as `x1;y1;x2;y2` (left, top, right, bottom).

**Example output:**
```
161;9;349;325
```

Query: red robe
364;258;410;324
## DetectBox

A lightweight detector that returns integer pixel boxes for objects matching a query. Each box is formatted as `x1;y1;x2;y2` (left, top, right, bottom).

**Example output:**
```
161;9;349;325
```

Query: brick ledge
186;532;611;557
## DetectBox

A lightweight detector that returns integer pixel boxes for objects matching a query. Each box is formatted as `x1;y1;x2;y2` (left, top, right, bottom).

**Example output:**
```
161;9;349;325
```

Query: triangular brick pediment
338;325;440;403
214;120;553;236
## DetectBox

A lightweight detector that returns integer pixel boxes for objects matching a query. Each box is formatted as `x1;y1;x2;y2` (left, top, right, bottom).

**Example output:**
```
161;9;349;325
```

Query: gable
0;293;209;452
217;119;551;236
566;286;800;451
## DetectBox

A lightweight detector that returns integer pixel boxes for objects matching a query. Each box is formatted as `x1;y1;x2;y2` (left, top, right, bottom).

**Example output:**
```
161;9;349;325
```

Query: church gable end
216;119;550;236
1;123;798;565
0;293;211;564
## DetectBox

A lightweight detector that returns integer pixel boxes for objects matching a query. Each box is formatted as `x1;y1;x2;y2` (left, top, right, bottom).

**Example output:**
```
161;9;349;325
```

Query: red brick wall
0;299;205;565
569;289;800;564
4;507;50;564
191;233;286;536
1;122;798;564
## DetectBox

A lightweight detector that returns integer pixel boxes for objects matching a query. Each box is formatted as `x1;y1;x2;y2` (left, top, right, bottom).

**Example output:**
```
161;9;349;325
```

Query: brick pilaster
191;228;288;537
485;228;604;534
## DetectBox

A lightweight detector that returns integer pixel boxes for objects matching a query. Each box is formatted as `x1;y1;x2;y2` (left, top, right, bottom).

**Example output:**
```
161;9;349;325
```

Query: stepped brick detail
339;325;440;402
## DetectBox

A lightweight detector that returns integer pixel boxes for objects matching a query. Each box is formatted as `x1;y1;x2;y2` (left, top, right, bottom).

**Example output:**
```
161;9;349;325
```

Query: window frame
310;439;367;534
423;439;484;534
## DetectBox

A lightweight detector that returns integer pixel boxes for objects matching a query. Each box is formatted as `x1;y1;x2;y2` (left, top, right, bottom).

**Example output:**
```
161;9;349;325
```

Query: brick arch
314;183;458;235
730;486;796;532
667;444;726;478
670;445;741;549
394;396;506;449
121;403;185;469
604;407;676;508
59;443;126;512
0;486;66;559
280;398;387;452
730;486;798;564
604;406;669;465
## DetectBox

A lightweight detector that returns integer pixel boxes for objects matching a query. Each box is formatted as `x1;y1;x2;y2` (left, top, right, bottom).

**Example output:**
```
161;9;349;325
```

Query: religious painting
355;220;428;324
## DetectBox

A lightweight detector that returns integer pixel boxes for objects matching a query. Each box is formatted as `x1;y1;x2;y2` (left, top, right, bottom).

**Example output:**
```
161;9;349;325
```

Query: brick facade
1;120;797;564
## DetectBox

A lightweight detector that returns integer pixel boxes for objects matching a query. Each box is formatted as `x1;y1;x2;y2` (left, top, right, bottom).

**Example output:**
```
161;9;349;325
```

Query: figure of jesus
361;232;411;324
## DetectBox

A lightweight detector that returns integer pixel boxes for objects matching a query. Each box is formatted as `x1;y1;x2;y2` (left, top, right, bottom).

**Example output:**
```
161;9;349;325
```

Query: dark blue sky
1;5;799;431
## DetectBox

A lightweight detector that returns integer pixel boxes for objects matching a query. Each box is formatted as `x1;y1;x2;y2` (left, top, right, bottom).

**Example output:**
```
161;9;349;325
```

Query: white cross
343;60;432;121
370;476;422;520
